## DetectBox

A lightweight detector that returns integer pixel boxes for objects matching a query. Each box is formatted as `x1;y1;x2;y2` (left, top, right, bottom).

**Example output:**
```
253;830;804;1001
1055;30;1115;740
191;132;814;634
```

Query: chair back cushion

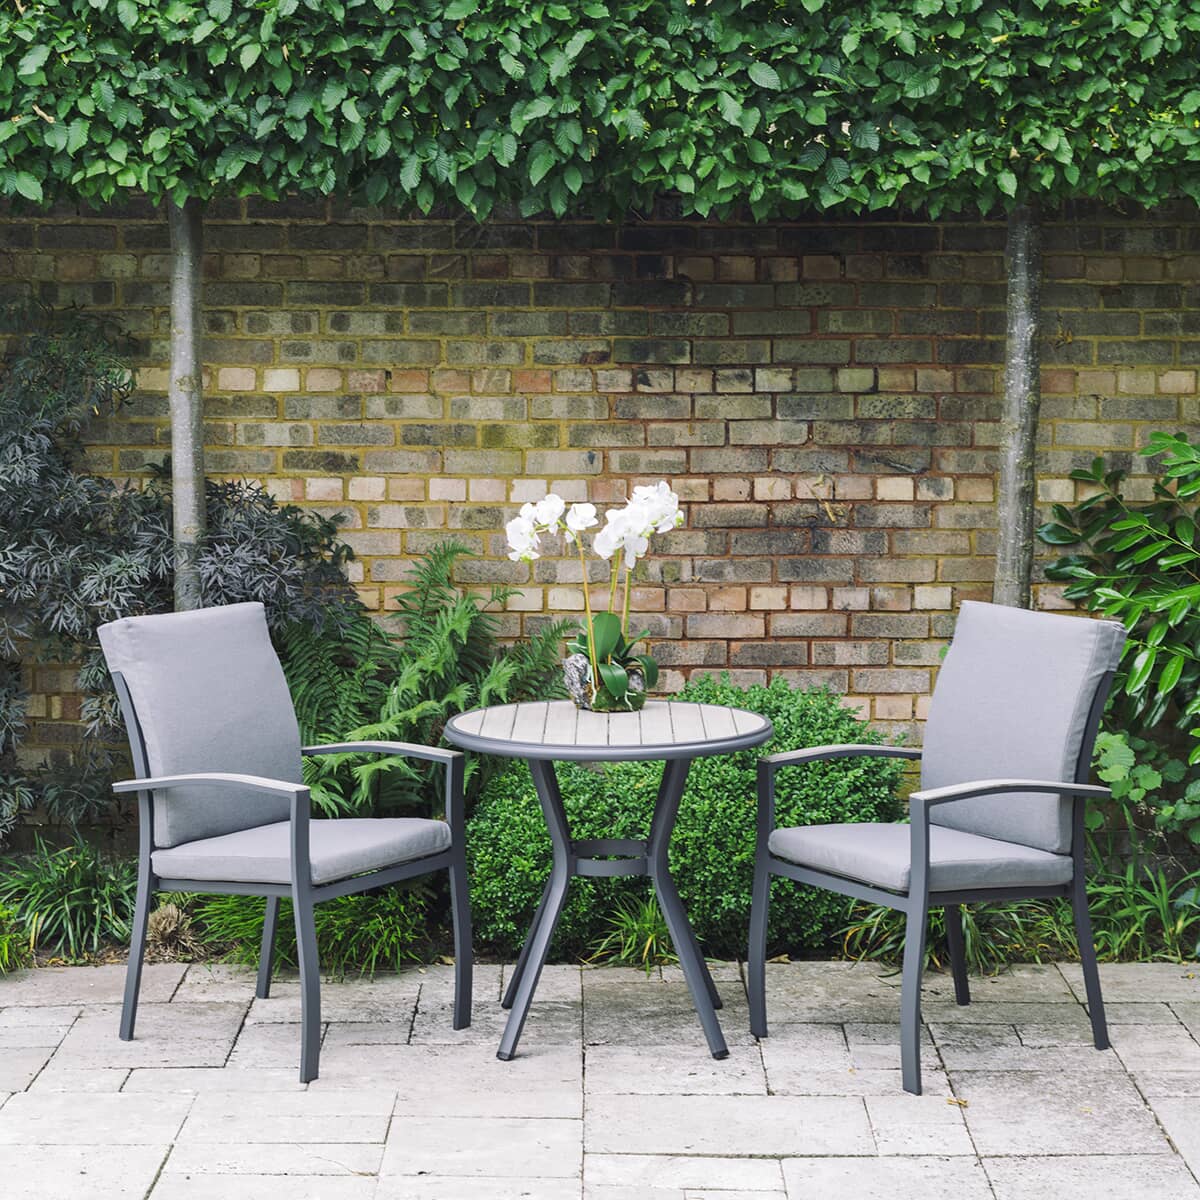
921;601;1125;853
98;602;301;848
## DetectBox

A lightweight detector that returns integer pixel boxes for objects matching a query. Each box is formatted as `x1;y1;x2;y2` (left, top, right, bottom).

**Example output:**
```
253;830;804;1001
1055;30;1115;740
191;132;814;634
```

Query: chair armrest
303;741;466;836
760;744;921;773
756;744;921;845
908;778;1111;811
112;772;309;799
303;740;461;766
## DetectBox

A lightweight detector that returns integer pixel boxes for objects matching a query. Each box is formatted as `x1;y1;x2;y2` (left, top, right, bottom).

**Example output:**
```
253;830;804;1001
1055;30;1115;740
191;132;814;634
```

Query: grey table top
443;699;773;762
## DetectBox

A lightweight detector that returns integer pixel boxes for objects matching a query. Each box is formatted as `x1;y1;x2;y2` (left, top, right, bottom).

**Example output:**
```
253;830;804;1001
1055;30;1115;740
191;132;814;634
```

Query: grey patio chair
98;601;471;1082
747;600;1126;1094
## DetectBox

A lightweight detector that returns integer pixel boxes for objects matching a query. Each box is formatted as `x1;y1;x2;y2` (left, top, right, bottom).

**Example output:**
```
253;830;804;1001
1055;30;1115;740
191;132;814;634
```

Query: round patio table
443;698;773;1061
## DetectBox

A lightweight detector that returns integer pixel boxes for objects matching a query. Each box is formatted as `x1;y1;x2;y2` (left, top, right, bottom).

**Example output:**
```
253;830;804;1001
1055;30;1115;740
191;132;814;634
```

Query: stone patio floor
1;959;1199;1199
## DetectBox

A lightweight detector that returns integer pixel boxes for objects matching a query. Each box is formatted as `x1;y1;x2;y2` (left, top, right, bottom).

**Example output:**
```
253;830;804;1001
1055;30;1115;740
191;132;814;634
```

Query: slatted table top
443;699;773;762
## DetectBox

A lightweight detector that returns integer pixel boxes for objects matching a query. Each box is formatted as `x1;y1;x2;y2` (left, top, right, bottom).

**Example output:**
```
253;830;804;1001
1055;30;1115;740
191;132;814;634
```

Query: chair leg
293;888;321;1083
748;850;771;1039
449;850;473;1031
256;896;279;1000
120;867;153;1041
1071;873;1109;1050
900;899;929;1095
944;904;971;1006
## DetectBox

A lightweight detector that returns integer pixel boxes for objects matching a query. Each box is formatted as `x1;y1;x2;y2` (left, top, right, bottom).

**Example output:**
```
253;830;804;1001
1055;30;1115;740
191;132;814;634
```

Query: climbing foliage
2;2;1199;217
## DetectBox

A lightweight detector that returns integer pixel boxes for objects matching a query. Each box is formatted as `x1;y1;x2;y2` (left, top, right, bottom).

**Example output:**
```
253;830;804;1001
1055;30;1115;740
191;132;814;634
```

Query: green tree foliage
1;2;1197;217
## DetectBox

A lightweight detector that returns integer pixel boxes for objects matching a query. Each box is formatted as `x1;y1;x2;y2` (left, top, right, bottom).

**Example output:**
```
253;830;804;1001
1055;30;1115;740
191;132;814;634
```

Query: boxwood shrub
466;675;907;960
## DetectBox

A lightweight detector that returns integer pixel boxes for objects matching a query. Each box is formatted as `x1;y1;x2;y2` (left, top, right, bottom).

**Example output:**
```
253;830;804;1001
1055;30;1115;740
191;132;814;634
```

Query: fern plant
282;540;572;818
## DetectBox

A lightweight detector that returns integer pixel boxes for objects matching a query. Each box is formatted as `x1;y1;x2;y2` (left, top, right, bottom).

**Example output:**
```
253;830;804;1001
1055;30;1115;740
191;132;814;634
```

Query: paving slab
584;1043;767;1095
0;1091;192;1144
1108;1023;1200;1072
172;963;262;1003
920;999;1089;1026
1058;961;1200;1003
864;1093;976;1156
8;1143;168;1199
306;1043;582;1115
244;974;422;1025
52;1001;247;1069
0;1022;71;1049
380;1115;583;1178
584;1154;785;1192
411;996;582;1047
227;1021;317;1070
1149;1097;1200;1175
377;1178;582;1200
27;1065;128;1092
506;962;583;1001
762;1023;949;1097
0;1004;82;1026
951;1069;1170;1156
177;1089;394;1144
1130;1070;1200;1099
583;982;753;1048
150;1175;377;1199
930;1024;1122;1073
985;1153;1200;1199
0;1047;52;1091
123;1066;307;1092
164;1140;384;1175
782;1156;993;1200
585;1094;874;1157
0;963;185;1005
896;964;1075;1003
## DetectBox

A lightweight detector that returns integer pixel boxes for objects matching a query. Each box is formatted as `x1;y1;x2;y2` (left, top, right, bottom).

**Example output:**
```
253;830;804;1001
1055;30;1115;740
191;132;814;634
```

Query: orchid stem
622;563;632;640
577;536;600;701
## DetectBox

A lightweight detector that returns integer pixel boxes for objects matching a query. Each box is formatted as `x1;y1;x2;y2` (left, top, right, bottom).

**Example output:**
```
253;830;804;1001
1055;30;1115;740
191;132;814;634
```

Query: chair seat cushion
767;821;1073;893
152;817;452;886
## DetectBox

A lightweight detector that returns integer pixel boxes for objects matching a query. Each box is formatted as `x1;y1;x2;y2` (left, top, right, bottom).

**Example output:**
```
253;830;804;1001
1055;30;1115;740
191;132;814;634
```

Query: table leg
648;757;729;1059
502;873;553;1010
497;759;573;1061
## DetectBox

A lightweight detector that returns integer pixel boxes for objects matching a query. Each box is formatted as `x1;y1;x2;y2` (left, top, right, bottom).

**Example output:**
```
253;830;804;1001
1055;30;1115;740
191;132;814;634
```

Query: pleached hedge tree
2;0;1200;610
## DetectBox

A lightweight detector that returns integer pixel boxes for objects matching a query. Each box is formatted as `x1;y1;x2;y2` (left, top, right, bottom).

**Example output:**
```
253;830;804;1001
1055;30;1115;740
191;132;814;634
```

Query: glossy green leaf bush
0;903;32;974
467;675;906;959
1039;432;1200;842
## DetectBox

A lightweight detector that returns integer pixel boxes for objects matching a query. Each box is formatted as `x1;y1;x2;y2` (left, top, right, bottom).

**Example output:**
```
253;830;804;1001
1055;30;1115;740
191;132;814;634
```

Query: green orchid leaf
635;654;659;688
597;661;629;700
589;612;622;661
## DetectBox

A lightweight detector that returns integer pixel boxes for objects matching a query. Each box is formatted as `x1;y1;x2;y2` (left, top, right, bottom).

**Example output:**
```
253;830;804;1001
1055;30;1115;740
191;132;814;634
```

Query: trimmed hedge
466;674;906;959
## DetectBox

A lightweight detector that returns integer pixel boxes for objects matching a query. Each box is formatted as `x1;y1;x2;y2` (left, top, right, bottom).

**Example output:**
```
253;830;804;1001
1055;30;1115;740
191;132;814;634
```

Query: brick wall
7;200;1200;772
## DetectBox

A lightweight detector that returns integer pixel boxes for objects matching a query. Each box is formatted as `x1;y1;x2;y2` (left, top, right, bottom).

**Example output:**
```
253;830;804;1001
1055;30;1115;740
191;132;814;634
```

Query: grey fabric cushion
921;602;1125;854
151;817;452;885
98;603;302;848
768;822;1074;893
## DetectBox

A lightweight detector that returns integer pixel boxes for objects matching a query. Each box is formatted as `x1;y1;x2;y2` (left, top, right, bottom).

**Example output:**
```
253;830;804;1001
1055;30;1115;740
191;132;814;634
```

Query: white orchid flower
563;502;599;544
592;507;629;560
630;481;682;533
533;492;566;528
505;515;540;562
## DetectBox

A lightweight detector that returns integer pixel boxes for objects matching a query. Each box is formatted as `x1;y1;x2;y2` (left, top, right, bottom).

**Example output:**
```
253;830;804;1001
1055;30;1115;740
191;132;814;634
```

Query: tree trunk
168;197;206;611
993;201;1042;609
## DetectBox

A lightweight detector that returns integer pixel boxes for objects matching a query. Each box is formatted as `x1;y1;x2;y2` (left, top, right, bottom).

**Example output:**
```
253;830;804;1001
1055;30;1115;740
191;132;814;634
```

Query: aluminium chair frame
747;668;1115;1096
110;670;472;1083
